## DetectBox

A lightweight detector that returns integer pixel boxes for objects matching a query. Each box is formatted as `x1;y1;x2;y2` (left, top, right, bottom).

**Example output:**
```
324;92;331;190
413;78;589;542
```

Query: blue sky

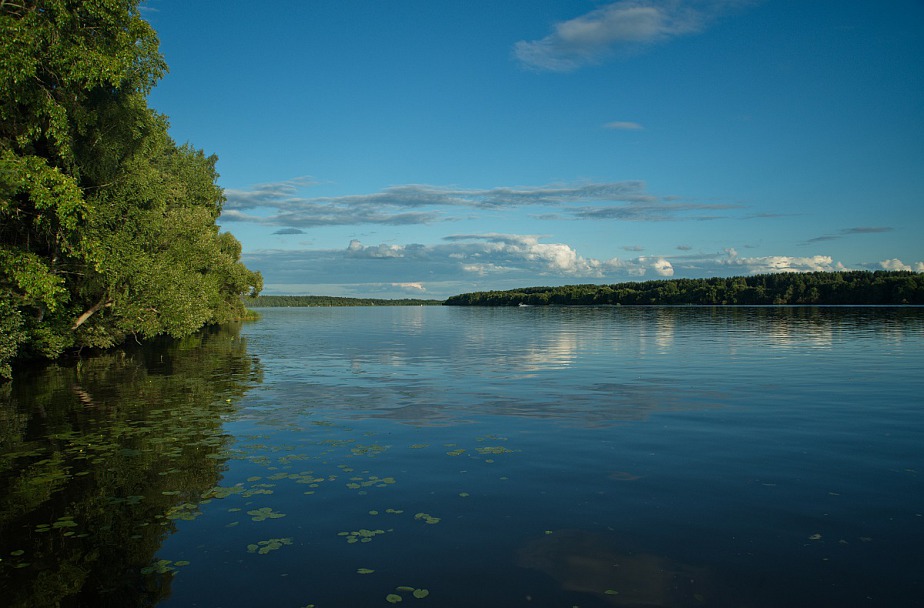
145;0;924;299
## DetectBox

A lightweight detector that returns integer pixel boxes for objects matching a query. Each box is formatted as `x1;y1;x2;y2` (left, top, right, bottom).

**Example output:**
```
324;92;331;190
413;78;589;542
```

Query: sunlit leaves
0;0;261;377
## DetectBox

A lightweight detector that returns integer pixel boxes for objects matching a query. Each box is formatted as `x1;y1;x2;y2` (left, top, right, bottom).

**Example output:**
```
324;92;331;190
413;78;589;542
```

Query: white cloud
879;258;912;272
392;282;426;292
446;234;604;276
604;121;644;130
651;257;675;276
347;240;406;258
514;0;753;71
718;248;841;273
244;237;891;300
461;263;514;275
603;256;676;277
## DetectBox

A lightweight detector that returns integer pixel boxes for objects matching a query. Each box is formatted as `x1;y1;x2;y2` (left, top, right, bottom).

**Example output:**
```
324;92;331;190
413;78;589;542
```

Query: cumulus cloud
243;235;872;300
714;248;843;274
445;233;604;276
878;258;923;272
392;282;426;292
651;257;675;276
347;239;406;258
221;179;738;228
514;0;754;71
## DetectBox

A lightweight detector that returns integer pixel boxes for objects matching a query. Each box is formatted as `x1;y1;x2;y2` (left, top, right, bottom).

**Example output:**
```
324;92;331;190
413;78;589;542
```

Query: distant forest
244;295;443;307
443;271;924;306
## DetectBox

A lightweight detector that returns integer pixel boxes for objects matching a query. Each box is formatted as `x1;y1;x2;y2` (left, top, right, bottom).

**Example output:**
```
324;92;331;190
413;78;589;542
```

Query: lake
1;306;922;607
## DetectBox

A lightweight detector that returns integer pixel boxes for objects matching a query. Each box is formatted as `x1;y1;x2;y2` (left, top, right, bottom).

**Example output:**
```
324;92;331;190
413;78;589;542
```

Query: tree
1;0;261;378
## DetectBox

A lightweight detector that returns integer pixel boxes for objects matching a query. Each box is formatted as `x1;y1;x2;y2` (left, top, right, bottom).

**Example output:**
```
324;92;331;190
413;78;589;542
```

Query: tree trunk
71;297;112;330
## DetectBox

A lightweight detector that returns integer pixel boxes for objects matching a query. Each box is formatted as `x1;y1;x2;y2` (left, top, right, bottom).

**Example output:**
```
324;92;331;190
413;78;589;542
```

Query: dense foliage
444;271;924;306
244;295;443;307
1;0;262;379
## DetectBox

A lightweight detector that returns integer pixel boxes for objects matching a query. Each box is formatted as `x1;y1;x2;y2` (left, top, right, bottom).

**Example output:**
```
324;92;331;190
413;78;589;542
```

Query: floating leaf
414;513;440;525
396;586;416;592
356;568;375;574
386;594;403;604
604;589;619;595
476;446;513;455
247;507;286;521
52;519;79;528
247;538;293;555
339;528;389;543
412;589;429;599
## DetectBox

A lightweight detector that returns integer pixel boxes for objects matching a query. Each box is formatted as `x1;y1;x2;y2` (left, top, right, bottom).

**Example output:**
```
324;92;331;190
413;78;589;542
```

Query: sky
144;0;924;299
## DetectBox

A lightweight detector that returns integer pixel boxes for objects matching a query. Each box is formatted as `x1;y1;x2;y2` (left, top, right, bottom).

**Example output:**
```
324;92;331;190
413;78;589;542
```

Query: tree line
443;271;924;307
1;1;261;379
244;295;443;307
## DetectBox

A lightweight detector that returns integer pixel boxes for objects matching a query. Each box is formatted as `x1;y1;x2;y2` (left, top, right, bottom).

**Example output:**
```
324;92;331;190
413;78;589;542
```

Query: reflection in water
515;330;579;373
0;325;260;608
240;306;923;430
518;529;715;608
5;306;918;607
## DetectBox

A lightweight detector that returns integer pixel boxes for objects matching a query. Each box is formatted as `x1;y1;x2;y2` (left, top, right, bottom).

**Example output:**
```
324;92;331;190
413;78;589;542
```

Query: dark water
1;307;922;607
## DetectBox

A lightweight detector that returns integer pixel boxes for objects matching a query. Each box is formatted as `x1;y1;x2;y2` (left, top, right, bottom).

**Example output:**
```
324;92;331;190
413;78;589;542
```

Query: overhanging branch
71;297;112;330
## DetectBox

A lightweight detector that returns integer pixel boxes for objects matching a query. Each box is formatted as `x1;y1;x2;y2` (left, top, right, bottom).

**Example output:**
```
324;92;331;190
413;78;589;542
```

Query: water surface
2;307;922;607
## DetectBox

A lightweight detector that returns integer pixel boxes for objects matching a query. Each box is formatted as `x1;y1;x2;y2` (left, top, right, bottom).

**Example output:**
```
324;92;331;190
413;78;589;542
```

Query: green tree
1;0;261;378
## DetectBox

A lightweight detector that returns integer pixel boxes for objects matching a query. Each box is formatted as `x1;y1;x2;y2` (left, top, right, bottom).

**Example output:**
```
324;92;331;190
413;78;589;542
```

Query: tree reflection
0;324;261;608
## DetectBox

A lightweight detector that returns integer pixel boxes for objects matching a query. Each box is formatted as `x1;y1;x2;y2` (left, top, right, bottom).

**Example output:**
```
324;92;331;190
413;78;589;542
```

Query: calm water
1;306;922;607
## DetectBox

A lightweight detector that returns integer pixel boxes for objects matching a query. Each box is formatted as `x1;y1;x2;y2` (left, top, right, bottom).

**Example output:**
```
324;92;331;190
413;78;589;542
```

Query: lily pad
248;507;286;521
247;537;293;554
414;512;441;525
